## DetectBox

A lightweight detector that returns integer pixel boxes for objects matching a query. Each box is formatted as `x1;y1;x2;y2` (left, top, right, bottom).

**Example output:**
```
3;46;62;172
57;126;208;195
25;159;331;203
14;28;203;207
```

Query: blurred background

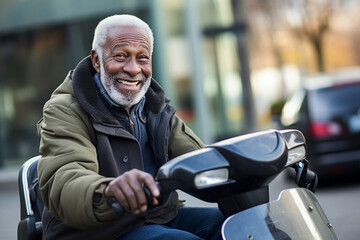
1;0;360;166
1;0;360;239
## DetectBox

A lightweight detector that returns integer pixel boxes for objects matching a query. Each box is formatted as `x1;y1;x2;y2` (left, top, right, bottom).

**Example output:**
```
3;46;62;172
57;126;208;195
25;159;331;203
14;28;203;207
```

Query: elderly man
37;14;224;240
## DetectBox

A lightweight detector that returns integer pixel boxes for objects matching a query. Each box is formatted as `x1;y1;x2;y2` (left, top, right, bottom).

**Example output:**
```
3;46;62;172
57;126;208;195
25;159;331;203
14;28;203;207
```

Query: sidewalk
0;166;21;240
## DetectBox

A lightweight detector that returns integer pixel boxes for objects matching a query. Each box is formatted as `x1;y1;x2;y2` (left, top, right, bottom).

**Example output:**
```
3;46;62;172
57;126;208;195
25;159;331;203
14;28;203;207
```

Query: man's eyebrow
139;43;150;52
112;43;150;52
112;43;128;50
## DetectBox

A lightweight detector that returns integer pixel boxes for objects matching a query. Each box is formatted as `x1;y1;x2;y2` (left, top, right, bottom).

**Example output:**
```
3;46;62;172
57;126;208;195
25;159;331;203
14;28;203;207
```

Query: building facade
0;0;254;166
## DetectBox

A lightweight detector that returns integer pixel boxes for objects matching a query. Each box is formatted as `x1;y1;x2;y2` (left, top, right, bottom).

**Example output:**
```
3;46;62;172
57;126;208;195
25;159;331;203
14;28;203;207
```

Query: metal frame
20;155;41;217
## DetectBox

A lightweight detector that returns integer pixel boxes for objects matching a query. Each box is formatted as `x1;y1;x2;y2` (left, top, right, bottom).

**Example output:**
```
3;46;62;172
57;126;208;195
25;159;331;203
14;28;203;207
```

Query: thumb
152;197;159;206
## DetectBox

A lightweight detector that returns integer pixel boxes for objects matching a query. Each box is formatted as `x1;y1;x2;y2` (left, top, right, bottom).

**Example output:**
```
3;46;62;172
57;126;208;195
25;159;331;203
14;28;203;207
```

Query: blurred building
0;0;255;167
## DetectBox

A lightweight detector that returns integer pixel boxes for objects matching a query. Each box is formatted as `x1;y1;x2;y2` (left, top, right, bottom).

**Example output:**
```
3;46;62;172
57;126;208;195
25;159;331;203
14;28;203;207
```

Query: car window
308;83;360;121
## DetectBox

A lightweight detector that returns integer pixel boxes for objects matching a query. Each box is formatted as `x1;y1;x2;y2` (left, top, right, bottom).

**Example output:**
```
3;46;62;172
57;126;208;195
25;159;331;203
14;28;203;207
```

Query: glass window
198;0;234;28
202;33;244;140
160;0;247;141
0;27;72;165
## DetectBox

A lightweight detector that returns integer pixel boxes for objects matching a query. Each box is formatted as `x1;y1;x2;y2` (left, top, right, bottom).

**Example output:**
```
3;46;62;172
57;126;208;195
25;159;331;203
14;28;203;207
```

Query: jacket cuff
93;182;124;222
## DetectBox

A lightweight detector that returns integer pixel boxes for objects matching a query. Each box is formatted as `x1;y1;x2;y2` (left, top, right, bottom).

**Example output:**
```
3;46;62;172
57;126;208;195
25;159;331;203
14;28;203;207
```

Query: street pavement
0;166;20;240
1;166;360;240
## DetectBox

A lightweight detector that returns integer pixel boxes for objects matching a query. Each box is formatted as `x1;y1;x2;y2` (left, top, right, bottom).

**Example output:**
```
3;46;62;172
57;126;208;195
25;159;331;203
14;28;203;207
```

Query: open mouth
117;79;142;86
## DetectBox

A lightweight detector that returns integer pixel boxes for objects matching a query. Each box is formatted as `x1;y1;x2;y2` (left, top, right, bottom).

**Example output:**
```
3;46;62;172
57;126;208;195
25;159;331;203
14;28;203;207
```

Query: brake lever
294;160;318;193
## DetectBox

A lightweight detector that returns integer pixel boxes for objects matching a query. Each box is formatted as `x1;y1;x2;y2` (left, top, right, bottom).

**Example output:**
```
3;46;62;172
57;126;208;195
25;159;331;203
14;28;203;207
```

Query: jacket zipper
129;117;135;135
126;111;135;135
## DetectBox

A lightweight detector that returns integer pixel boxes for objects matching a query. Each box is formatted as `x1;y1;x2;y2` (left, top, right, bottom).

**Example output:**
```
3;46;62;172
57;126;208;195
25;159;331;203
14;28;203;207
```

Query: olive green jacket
37;56;204;239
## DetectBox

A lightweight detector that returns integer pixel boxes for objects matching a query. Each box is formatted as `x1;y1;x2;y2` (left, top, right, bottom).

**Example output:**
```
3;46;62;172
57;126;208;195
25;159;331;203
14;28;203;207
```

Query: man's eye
115;54;126;59
138;55;149;61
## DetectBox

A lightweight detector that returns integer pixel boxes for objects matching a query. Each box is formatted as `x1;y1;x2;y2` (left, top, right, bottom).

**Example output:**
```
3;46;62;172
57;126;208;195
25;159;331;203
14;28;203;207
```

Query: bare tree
286;0;343;72
248;0;346;72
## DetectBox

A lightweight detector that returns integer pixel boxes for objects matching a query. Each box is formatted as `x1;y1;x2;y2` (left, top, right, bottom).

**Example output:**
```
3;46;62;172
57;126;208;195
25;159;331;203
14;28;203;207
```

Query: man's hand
104;169;160;214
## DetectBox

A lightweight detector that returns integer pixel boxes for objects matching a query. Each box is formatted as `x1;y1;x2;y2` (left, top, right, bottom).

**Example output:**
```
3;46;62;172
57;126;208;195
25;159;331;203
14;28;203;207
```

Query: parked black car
280;69;360;178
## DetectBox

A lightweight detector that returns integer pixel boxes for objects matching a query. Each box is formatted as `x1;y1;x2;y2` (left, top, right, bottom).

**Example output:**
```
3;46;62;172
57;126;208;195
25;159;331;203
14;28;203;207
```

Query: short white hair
92;14;154;56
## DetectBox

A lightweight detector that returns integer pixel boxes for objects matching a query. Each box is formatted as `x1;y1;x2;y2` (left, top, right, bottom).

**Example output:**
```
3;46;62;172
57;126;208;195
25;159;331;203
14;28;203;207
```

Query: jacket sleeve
168;114;205;159
38;94;116;230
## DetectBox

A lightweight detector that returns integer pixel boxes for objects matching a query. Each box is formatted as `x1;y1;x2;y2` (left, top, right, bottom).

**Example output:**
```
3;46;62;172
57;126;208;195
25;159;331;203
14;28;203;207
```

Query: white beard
99;63;151;109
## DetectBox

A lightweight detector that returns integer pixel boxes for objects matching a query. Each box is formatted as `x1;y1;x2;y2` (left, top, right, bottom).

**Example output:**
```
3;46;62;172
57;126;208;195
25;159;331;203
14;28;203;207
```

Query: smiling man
37;14;224;240
92;24;152;111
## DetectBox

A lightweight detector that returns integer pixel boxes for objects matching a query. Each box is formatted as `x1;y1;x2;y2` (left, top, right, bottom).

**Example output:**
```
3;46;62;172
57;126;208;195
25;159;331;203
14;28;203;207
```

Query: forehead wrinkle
112;42;150;53
106;25;151;53
112;43;128;51
110;33;150;49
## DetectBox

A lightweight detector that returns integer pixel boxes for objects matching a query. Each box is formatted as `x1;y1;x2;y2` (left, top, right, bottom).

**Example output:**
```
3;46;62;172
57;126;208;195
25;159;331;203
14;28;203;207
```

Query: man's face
93;25;152;109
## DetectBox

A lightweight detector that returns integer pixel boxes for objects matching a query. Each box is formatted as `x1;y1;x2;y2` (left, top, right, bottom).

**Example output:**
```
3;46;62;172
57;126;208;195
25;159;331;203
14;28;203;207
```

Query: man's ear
91;49;101;73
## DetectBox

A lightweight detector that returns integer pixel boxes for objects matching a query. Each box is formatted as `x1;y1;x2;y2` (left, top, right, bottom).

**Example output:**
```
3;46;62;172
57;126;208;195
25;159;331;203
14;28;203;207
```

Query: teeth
118;80;139;85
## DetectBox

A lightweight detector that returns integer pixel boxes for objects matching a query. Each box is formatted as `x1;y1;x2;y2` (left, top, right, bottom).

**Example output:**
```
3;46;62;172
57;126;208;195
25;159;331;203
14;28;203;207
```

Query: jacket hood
72;56;168;125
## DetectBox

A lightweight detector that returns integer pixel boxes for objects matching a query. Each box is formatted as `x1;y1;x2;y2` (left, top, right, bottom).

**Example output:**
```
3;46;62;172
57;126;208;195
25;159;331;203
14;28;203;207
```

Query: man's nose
123;58;141;77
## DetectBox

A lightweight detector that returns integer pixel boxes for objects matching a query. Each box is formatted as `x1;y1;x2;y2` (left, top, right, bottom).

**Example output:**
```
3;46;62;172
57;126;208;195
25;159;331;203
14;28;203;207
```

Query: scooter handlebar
109;183;162;214
294;160;318;193
109;197;124;214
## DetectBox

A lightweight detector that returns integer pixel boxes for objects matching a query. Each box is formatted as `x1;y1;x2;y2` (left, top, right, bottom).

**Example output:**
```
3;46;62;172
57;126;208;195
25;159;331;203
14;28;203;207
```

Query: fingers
104;169;159;214
152;197;159;206
143;176;160;198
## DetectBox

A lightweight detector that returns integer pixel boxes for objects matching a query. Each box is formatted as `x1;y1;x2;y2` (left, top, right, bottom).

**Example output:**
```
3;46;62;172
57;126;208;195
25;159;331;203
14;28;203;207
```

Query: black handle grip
109;183;162;214
109;197;125;214
294;160;318;193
